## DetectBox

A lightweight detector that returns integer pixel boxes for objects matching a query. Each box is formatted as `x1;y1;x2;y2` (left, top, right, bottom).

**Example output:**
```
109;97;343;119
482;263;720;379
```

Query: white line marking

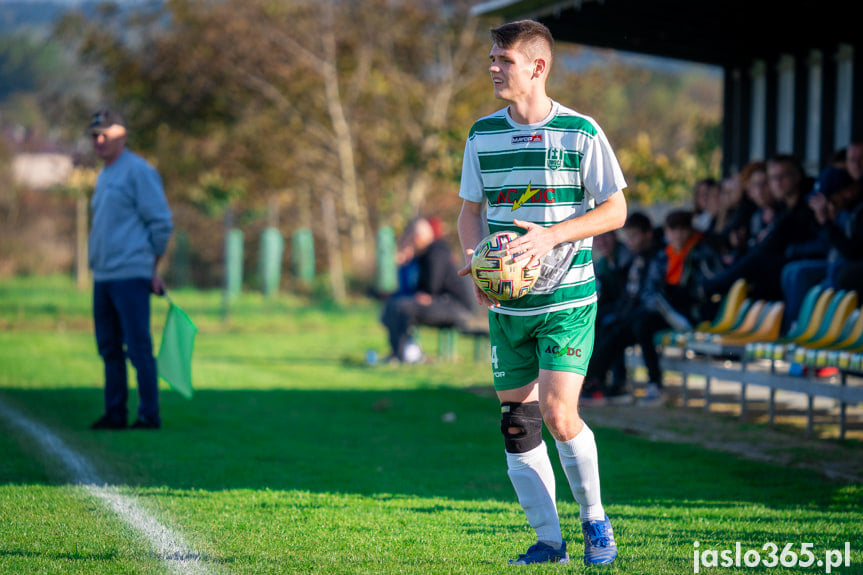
0;398;214;575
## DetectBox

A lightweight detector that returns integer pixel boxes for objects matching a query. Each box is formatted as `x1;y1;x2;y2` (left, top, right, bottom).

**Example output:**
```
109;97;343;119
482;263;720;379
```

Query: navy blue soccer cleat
508;540;569;565
582;514;617;565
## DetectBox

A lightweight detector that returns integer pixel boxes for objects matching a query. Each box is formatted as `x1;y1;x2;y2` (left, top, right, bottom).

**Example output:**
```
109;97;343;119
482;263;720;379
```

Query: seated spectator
845;141;863;181
593;229;633;306
583;212;658;405
592;229;633;395
692;178;721;233
393;216;446;299
586;210;720;406
809;172;863;292
739;160;779;252
392;225;420;298
780;166;854;330
651;210;724;329
702;154;826;302
380;217;475;363
717;171;757;264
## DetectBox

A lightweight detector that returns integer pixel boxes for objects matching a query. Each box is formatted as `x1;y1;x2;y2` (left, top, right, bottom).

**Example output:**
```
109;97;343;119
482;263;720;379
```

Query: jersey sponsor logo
546;147;565;170
545;344;582;358
512;181;540;210
496;185;557;207
511;134;543;144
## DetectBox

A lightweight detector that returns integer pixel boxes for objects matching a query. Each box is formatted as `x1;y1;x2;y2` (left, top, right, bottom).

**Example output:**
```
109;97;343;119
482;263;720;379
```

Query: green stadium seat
830;303;863;352
802;291;857;349
786;287;835;345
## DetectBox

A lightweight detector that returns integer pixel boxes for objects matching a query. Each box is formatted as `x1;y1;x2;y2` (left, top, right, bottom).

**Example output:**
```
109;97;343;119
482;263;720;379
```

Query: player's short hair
490;20;554;66
623;211;652;233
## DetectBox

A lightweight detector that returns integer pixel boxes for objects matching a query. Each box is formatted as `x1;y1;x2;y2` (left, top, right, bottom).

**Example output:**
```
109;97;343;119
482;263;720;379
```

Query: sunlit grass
1;276;861;573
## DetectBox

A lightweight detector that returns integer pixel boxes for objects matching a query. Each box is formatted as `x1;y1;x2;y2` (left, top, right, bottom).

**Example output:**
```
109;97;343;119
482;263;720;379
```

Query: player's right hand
459;251;500;308
473;283;500;308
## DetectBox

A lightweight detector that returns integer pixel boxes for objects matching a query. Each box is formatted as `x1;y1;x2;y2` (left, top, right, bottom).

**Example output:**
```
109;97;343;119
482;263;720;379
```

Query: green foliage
551;47;722;204
617;132;699;205
189;171;247;218
0;34;62;100
0;2;723;288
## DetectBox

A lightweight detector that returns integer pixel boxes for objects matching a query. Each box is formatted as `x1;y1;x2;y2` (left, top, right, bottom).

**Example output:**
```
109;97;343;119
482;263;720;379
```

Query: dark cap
811;166;853;197
87;109;125;135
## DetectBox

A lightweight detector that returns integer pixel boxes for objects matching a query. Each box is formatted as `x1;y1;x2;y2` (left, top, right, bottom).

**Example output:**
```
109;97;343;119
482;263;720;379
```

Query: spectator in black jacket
582;212;658;405
702;154;825;301
585;211;721;406
741;160;780;252
780;166;855;330
591;229;634;398
810;173;863;293
380;217;476;362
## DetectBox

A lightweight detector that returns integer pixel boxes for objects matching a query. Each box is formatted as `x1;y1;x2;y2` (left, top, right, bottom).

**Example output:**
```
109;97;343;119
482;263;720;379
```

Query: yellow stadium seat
723;299;766;338
830;304;863;351
716;301;784;346
705;279;748;333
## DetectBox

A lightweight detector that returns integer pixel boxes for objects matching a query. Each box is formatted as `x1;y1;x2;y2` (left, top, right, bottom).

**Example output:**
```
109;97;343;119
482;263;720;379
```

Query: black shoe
90;415;126;430
130;417;161;430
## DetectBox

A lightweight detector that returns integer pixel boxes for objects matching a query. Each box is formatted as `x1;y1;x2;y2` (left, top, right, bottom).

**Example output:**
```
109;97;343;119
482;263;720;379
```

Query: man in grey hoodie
87;109;174;430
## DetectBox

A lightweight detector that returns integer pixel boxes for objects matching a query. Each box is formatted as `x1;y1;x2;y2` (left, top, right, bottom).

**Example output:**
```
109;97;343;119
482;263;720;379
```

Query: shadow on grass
0;549;120;562
1;387;860;513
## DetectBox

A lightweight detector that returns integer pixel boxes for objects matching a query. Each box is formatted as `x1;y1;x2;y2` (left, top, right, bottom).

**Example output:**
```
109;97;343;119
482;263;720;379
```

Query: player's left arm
508;190;627;263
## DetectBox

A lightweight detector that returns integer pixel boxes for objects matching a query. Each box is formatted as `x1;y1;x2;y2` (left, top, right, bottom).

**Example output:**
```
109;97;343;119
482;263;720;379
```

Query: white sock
556;424;606;521
505;442;562;546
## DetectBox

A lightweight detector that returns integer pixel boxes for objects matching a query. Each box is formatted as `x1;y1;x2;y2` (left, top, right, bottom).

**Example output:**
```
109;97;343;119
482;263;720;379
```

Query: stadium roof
470;0;861;67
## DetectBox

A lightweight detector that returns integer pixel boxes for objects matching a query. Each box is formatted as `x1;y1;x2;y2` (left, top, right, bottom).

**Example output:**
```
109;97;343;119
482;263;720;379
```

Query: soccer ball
470;231;541;300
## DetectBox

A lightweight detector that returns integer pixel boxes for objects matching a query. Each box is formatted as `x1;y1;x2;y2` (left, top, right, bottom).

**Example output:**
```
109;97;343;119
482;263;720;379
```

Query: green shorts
488;303;597;391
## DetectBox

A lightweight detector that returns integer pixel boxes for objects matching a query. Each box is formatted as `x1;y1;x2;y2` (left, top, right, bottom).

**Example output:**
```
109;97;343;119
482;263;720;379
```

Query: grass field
1;276;861;574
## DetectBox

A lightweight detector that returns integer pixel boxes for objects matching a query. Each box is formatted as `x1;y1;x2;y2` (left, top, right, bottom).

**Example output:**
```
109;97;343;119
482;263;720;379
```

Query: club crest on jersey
512;134;543;145
546;148;565;170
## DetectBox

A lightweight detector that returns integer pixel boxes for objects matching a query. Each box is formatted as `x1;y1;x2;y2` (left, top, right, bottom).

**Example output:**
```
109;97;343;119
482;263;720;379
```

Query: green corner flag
157;297;198;399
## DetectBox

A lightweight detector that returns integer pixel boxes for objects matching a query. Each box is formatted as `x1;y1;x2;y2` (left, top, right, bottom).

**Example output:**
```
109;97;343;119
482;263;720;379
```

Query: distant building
11;153;73;190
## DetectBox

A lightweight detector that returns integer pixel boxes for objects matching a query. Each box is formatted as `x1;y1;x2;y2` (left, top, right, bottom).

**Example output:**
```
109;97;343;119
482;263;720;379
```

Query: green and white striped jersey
459;100;627;316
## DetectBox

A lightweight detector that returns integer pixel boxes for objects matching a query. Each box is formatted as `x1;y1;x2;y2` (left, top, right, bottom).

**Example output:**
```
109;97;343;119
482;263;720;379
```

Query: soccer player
457;20;627;566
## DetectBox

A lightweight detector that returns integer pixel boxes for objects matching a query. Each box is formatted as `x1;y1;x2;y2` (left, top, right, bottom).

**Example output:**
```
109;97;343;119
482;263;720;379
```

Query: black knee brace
500;401;543;453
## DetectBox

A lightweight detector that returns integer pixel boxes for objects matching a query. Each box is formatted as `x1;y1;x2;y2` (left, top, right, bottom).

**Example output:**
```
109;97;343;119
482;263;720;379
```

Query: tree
550;47;722;204
55;0;488;295
52;2;721;293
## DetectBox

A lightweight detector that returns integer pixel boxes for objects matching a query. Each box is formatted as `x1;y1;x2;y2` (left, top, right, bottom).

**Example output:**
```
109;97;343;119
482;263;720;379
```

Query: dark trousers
381;294;471;359
93;278;159;424
588;309;668;388
596;302;627;386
